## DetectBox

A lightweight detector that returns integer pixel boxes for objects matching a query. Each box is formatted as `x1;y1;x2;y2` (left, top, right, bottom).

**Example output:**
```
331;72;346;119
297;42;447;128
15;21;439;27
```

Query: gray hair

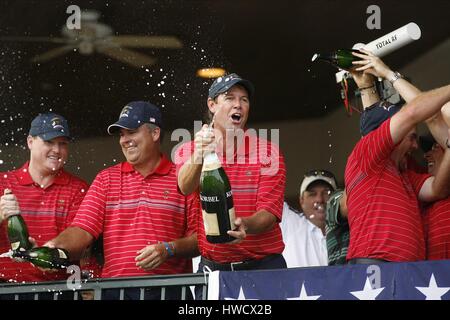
145;123;164;141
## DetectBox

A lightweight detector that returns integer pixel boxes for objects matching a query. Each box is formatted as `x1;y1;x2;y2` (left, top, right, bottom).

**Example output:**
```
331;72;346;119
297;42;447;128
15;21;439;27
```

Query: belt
201;254;282;271
348;258;388;265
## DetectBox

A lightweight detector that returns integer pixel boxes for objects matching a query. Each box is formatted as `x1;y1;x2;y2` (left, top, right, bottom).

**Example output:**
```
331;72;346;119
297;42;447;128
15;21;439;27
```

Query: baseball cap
107;101;163;135
360;101;401;136
419;134;436;153
208;73;255;99
28;112;71;141
300;169;337;196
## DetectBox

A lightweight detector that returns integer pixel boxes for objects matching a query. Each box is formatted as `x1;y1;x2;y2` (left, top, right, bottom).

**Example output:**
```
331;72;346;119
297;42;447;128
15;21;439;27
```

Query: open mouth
48;155;60;161
230;113;242;123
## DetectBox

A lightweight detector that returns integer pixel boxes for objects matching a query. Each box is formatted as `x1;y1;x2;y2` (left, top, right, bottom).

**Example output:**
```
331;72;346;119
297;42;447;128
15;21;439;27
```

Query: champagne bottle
311;49;362;70
4;189;32;252
12;246;71;269
200;151;236;243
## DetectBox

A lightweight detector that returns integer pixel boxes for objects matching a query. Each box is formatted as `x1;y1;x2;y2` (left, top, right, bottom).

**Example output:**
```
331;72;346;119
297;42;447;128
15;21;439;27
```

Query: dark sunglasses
304;169;336;179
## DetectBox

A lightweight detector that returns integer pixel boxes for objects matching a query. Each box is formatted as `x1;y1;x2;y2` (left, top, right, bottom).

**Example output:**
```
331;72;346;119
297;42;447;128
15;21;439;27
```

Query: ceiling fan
0;10;183;68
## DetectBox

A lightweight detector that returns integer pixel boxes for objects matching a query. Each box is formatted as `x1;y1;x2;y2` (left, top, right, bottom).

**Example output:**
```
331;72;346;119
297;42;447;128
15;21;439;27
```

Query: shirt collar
121;153;172;176
14;161;70;186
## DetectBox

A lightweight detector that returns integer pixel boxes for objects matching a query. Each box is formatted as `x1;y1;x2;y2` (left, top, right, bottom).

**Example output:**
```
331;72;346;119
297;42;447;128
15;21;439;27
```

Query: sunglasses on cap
304;169;335;179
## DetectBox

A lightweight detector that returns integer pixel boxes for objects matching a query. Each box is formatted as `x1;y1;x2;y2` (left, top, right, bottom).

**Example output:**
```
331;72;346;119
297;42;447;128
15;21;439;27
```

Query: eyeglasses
304;169;336;179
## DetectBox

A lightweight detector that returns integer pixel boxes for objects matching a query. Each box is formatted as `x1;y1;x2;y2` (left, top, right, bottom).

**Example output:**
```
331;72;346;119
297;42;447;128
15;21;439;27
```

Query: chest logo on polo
57;199;65;210
163;190;170;199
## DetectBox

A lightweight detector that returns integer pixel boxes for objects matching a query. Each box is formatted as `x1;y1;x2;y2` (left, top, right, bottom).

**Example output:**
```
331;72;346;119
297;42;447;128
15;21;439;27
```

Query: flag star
224;286;258;300
350;277;385;300
416;274;450;300
287;282;321;300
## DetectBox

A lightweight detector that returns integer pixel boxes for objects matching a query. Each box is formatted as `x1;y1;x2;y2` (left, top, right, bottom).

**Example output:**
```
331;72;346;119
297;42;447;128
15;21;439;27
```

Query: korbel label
200;195;220;202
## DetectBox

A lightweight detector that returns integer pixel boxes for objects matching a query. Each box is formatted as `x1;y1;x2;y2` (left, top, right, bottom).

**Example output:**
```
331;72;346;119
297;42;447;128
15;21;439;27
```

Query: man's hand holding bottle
0;190;21;222
351;49;394;80
193;124;216;164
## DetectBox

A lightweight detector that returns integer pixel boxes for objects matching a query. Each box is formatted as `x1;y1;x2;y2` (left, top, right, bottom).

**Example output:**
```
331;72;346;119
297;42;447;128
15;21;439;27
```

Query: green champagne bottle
200;152;236;243
13;246;71;269
4;189;32;252
311;49;362;70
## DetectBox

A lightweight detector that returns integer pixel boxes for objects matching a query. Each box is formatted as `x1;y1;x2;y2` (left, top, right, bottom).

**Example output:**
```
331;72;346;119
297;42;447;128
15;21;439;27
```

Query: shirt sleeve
255;142;286;221
354;119;395;175
64;179;89;229
406;170;432;196
70;172;108;239
326;190;344;226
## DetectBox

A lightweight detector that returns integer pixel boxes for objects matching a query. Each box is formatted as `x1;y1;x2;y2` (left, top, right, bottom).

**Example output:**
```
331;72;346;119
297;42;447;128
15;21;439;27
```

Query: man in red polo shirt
175;73;286;293
0;113;88;286
48;101;199;300
345;52;450;263
422;102;450;260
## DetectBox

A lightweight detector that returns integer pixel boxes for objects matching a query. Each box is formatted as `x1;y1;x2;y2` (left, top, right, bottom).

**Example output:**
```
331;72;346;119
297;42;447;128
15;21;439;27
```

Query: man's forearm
404;84;450;125
51;226;94;261
178;154;203;195
426;113;449;148
431;146;450;200
242;210;277;235
172;233;199;258
391;76;422;103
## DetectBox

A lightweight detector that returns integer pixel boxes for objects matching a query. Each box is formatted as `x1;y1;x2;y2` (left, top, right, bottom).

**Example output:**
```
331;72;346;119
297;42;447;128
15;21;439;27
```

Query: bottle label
199;195;220;202
57;249;68;259
229;207;236;230
202;152;222;172
10;241;20;251
201;162;221;172
202;210;220;236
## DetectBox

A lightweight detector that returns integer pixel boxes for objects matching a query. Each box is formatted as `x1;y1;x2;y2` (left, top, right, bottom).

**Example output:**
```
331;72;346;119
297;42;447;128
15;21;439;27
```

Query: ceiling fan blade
109;36;183;49
98;47;157;68
30;45;75;63
0;36;69;44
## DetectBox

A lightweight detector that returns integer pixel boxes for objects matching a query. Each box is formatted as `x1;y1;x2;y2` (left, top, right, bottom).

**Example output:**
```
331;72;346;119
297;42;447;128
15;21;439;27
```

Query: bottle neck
202;152;222;172
203;152;220;165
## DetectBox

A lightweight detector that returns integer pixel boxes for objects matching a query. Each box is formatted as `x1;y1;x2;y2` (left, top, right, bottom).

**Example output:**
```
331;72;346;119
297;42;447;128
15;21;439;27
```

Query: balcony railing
0;273;208;300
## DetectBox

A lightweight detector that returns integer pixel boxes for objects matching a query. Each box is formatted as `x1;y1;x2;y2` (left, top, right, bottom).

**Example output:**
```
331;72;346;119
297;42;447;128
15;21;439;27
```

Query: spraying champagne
334;22;422;82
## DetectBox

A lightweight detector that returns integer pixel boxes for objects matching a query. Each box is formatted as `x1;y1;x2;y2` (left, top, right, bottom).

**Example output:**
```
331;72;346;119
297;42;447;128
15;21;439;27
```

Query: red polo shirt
175;133;286;263
424;197;450;260
71;154;198;278
345;119;429;262
0;162;88;282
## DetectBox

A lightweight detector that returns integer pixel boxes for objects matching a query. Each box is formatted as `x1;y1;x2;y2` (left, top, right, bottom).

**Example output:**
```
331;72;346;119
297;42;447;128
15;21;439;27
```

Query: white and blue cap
28;112;71;141
208;73;254;99
107;101;163;135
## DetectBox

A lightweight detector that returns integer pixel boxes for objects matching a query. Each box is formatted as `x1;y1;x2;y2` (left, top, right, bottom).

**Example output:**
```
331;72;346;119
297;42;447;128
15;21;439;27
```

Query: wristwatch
388;71;403;84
